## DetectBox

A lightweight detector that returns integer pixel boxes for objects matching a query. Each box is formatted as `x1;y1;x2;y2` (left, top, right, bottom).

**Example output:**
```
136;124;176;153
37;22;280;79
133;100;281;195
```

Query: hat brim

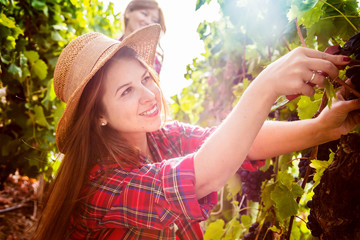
55;24;161;153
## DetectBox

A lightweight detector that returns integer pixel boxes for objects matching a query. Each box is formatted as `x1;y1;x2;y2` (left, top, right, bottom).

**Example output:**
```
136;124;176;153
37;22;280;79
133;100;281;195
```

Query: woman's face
99;57;162;141
125;8;160;33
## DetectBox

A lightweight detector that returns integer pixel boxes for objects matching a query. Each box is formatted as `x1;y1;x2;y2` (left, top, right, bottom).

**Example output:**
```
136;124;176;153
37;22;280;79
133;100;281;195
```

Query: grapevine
309;133;360;239
189;1;360;240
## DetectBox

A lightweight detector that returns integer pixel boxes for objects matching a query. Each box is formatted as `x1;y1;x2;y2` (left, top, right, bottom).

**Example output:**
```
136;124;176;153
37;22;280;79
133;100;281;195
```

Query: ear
99;115;107;127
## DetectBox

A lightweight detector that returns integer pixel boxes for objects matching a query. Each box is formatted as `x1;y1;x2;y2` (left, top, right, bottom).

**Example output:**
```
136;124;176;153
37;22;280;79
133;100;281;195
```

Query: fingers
303;47;351;66
295;47;351;82
337;98;360;113
302;83;316;97
305;58;339;80
304;70;327;87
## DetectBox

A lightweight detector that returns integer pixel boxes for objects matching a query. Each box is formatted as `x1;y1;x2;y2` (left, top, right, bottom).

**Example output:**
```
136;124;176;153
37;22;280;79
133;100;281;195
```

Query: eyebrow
114;70;149;96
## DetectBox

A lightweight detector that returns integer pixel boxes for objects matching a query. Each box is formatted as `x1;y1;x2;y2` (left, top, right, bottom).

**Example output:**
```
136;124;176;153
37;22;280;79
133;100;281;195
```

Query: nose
144;16;153;25
139;85;155;104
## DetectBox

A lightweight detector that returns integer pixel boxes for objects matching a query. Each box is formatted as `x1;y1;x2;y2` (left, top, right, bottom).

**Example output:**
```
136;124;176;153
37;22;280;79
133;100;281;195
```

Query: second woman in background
119;0;166;74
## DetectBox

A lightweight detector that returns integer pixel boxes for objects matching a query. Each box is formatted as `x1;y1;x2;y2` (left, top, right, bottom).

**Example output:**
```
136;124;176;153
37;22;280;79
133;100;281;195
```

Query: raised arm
248;79;360;160
193;47;354;199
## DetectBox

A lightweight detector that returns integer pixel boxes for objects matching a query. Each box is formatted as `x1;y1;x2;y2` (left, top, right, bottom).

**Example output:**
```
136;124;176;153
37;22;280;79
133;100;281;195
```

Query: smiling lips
140;104;159;117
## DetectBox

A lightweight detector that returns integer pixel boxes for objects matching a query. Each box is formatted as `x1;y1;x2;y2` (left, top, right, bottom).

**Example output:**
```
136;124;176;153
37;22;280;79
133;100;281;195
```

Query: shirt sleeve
88;154;217;230
164;121;265;171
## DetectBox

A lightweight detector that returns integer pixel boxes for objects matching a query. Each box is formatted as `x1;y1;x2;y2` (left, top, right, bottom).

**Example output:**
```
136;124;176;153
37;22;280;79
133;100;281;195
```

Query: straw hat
54;24;161;153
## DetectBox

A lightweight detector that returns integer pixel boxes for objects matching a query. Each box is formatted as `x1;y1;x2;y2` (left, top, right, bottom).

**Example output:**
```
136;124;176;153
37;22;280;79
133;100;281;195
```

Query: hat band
64;37;119;102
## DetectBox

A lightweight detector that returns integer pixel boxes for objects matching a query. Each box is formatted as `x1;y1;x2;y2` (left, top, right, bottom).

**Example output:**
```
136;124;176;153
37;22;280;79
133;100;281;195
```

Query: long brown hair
33;47;167;239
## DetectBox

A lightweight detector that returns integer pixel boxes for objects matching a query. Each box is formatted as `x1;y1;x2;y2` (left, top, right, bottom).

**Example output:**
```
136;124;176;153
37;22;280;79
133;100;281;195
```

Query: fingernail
343;56;351;61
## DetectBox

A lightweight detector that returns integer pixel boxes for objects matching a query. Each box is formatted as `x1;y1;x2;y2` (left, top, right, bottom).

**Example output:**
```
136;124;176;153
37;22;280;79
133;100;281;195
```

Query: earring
101;122;106;126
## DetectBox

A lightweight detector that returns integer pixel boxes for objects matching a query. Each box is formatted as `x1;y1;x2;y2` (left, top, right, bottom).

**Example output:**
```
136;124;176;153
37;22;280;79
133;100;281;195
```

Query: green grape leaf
31;0;46;10
261;182;276;210
179;95;196;113
32;59;48;80
43;80;57;103
278;153;294;171
271;183;301;220
310;153;334;188
289;1;325;28
240;215;252;227
204;219;225;240
196;0;206;11
6;36;16;49
226;173;241;198
323;78;336;108
70;0;78;5
0;13;16;28
8;63;22;78
34;105;49;127
291;182;304;197
297;92;322;120
1;54;11;64
24;50;40;64
51;31;63;41
297;0;318;12
277;171;295;190
223;218;242;240
54;102;66;128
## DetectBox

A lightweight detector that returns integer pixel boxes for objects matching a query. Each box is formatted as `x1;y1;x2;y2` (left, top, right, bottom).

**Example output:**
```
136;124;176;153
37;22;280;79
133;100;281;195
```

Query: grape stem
296;215;307;224
333;77;360;98
210;187;224;215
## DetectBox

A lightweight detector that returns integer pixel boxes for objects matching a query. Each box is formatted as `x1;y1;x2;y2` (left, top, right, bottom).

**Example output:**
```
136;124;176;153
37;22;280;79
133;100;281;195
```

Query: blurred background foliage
0;0;121;187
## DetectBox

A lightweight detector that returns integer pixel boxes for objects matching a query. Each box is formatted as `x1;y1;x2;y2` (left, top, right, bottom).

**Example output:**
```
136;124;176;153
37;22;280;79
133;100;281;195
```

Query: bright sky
103;0;221;100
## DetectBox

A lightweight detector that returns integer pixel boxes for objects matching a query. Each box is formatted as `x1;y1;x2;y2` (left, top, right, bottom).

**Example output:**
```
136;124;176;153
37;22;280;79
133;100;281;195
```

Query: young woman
33;24;360;240
119;0;166;74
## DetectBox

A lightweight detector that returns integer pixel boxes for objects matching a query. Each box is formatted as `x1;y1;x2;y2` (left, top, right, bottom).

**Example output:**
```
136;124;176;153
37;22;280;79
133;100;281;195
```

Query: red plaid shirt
67;121;264;239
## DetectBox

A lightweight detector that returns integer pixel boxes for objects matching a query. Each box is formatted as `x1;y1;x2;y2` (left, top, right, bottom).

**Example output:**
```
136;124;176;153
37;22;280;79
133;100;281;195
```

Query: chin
147;119;162;132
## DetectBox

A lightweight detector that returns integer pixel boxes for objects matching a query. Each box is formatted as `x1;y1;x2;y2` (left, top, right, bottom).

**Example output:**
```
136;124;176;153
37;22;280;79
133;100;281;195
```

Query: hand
255;47;351;99
316;83;360;140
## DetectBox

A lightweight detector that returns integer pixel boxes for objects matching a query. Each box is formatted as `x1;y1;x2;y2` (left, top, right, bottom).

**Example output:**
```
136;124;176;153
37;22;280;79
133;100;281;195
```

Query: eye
141;75;152;85
121;87;132;97
141;10;148;17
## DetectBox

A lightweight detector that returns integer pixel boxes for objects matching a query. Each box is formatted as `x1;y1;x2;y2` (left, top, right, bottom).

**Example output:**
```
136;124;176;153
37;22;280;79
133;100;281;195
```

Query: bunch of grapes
306;200;322;237
298;151;315;182
237;166;274;202
345;52;360;99
243;222;273;240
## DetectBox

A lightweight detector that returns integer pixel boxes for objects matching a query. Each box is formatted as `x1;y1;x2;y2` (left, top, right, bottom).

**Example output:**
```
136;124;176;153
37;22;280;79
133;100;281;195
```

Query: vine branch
333;77;360;98
296;18;306;47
